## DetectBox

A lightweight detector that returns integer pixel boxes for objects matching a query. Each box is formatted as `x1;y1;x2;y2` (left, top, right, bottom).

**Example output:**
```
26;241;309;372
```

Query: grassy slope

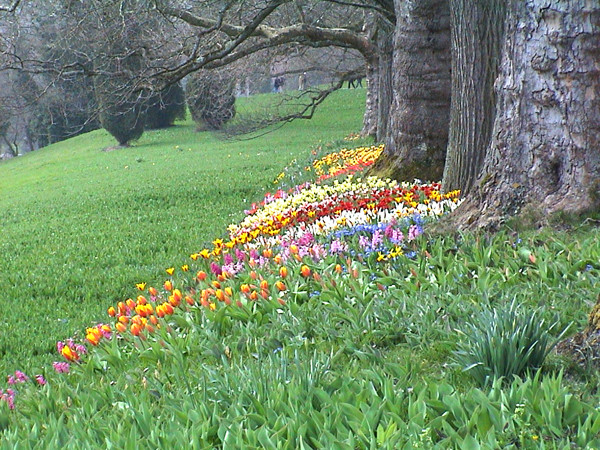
0;88;366;375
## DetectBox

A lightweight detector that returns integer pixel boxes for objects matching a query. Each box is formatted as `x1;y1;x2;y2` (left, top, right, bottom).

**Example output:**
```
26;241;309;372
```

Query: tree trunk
442;0;506;195
455;0;600;229
371;0;451;182
375;21;395;142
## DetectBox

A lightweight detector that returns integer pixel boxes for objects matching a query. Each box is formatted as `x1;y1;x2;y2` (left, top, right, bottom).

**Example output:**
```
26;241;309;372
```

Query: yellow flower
166;267;175;276
181;264;189;272
136;282;146;291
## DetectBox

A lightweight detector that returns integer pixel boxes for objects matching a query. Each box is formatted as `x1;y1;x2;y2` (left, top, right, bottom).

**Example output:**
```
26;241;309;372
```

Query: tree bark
455;0;600;229
371;0;451;182
442;0;506;195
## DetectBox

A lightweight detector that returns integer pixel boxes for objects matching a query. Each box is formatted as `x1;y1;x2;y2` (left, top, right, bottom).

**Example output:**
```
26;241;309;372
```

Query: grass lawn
0;88;366;375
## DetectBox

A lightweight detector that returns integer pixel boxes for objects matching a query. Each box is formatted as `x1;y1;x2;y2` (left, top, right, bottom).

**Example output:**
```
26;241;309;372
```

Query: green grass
0;88;366;375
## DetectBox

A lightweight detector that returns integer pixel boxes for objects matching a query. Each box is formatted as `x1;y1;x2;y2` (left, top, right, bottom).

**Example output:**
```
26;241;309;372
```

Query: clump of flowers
312;144;384;182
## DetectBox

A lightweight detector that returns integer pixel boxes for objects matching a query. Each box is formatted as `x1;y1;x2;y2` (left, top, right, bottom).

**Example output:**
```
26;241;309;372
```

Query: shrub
185;69;236;130
453;300;567;386
95;76;146;147
145;83;186;129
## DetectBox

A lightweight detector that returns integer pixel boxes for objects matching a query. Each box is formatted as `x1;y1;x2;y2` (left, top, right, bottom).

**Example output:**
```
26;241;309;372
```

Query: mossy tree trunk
454;0;600;229
371;0;451;183
442;0;506;195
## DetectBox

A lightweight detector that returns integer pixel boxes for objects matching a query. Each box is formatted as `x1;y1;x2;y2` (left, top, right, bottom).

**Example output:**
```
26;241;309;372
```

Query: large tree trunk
370;0;451;182
442;0;506;195
455;0;600;229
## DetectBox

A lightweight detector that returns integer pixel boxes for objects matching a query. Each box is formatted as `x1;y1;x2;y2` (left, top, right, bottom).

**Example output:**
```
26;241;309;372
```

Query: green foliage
145;83;186;130
454;300;568;386
185;69;236;130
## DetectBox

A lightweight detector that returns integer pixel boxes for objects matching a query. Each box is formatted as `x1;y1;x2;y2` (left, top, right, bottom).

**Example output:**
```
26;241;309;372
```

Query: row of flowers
2;141;462;409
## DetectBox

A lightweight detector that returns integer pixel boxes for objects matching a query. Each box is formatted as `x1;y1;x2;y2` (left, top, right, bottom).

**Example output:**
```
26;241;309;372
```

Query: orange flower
137;295;147;305
300;265;311;277
118;301;127;315
250;271;258;280
279;266;288;278
156;304;166;318
312;272;322;282
249;291;258;301
118;315;129;324
263;248;273;258
240;284;251;294
212;280;221;289
86;330;101;346
215;289;225;302
260;280;269;290
275;281;287;292
126;298;136;310
185;295;195;306
172;289;182;303
289;244;299;254
209;302;217;311
149;315;158;326
278;298;286;306
148;286;158;297
130;323;142;336
61;346;79;362
164;303;174;315
224;286;233;297
260;290;269;300
166;267;175;276
116;322;127;333
164;280;173;291
273;254;282;265
107;306;116;317
196;271;207;282
334;264;342;274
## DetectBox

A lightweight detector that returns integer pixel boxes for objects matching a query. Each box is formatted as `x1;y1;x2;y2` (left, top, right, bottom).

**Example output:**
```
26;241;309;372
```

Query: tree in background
145;83;186;130
185;70;236;131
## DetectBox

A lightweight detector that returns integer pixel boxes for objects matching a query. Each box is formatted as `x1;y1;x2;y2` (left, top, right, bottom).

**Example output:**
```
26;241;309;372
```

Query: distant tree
145;83;186;130
185;70;236;131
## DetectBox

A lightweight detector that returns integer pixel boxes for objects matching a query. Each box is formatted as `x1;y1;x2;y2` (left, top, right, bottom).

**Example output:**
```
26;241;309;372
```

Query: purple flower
52;362;70;374
235;248;246;261
35;375;47;386
371;230;383;248
329;239;347;255
223;253;234;266
408;225;421;241
210;261;222;276
358;235;370;249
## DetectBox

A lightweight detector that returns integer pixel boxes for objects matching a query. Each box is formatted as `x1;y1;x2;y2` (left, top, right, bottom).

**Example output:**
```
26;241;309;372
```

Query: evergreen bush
185;70;236;130
145;83;186;129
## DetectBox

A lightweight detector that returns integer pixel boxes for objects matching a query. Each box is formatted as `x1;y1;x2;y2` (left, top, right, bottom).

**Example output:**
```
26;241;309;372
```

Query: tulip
215;289;225;302
185;295;195;306
149;315;158;326
116;322;127;333
275;281;287;292
225;286;233;297
164;303;174;315
136;282;146;291
260;280;269;290
240;284;251;294
172;289;183;304
166;267;175;276
181;264;189;272
137;295;147;305
196;271;207;282
148;286;158;297
61;346;79;362
118;315;129;324
107;306;116;317
126;298;136;310
86;331;101;346
249;291;258;301
130;323;142;336
301;265;311;277
334;264;343;274
279;266;288;278
164;280;173;292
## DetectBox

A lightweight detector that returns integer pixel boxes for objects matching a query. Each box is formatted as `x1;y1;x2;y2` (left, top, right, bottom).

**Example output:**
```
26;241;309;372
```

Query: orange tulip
275;281;287;292
126;298;136;310
130;323;142;336
156;304;166;318
215;289;225;302
279;266;288;278
300;265;311;277
118;301;127;315
263;248;273;258
290;244;299;254
249;291;258;301
196;271;207;282
86;331;101;346
278;298;286;306
61;346;79;362
172;289;182;303
148;286;158;297
164;280;173;291
225;286;233;297
249;271;258;280
164;303;174;315
212;280;221;289
118;315;129;324
137;295;147;305
149;315;158;326
240;284;251;294
260;280;269;290
260;290;269;300
185;295;195;306
116;322;127;333
312;272;322;282
334;264;343;274
107;306;116;317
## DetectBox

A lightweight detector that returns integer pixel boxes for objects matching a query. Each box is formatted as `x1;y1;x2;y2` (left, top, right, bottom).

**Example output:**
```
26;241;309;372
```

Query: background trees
0;0;597;225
